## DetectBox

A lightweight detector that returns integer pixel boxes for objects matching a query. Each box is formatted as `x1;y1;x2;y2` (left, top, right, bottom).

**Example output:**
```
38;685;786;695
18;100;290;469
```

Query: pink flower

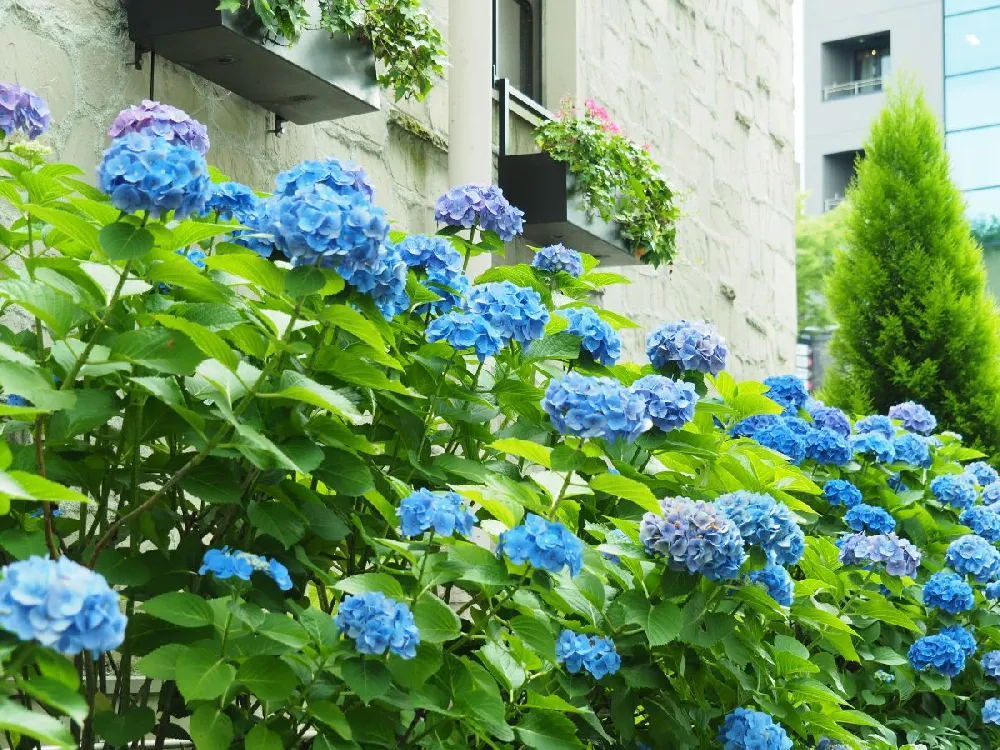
643;143;651;152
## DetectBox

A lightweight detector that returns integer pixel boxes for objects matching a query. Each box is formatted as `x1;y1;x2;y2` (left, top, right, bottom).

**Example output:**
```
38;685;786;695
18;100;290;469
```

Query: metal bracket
268;114;286;138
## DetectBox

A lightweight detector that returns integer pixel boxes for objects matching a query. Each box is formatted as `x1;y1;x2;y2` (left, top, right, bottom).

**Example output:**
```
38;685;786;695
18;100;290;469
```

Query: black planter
126;0;380;125
498;153;638;265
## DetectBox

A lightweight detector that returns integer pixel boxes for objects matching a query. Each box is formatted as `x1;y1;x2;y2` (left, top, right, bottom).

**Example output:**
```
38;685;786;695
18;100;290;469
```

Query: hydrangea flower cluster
542;372;649;443
364;242;411;320
837;533;922;577
717;708;793;750
97;133;212;219
640;497;746;582
850;433;895;464
888;473;909;493
946;534;1000;582
988;580;1000;600
984;482;1000;506
731;414;780;439
0;556;126;656
426;311;503;361
531;244;585;277
960;505;1000;543
274;158;375;203
205;181;260;222
397;489;477;538
908;633;967;677
805;428;852;466
0;82;52;140
984;698;1000;725
199;547;293;591
930;474;978;510
752;420;806;463
823;480;863;508
108;100;209;155
982;651;1000;680
465;282;550;345
646;320;728;375
816;739;851;750
922;571;974;614
629;375;697;433
855;415;896;440
893;433;932;468
714;491;804;565
942;624;978;659
763;375;808;414
748;563;794;606
557;307;621;365
554;629;621;679
845;504;896;534
806;402;851;437
967;461;1000;487
334;592;419;659
888;401;937;434
497;513;584;577
398;234;462;272
434;184;524;241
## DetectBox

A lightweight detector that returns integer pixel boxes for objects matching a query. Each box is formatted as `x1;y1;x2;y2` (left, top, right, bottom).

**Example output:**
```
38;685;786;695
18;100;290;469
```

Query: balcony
823;76;883;101
821;31;890;103
824;195;845;211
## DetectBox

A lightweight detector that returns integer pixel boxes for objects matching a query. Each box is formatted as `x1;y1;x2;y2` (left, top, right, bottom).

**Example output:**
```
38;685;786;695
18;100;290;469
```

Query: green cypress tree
823;81;1000;453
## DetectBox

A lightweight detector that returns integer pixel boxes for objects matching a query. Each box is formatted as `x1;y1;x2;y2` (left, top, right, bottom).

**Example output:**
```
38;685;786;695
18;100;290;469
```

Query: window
946;69;1000;131
494;0;542;101
945;8;1000;75
946;0;1000;15
948;126;1000;191
854;46;889;81
821;32;889;100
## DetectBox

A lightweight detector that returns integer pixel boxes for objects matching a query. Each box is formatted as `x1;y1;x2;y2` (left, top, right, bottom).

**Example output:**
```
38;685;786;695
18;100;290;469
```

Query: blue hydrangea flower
542;371;650;443
629;375;698;433
265;183;388;270
109;100;209;155
855;415;896;440
941;625;977;659
763;375;808;414
465;282;549;345
175;247;207;269
850;433;895;463
823;480;863;508
0;556;126;656
845;504;896;534
228;201;274;258
398;234;462;273
274;158;375;202
0;82;52;140
730;414;781;439
646;320;728;376
426;310;503;361
837;533;921;577
199;547;293;591
982;651;1000;680
420;266;471;314
205;181;260;222
946;534;1000;582
554;629;621;679
751;421;807;463
28;507;62;519
908;634;966;677
434;184;524;241
984;697;1000;725
893;433;932;468
600;528;629;564
922;571;974;614
557;307;621;366
960;505;1000;543
967;461;1000;487
497;513;584;577
97;133;212;219
984;482;1000;507
341;239;410;319
717;708;792;750
888;401;937;435
3;395;28;408
715;491;804;565
334;592;419;659
780;416;813;437
806;402;851;437
874;670;895;683
805;428;852;465
888;473;909;493
931;474;978;511
988;580;1000;600
531;244;584;277
640;497;746;582
748;563;794;606
397;489;477;539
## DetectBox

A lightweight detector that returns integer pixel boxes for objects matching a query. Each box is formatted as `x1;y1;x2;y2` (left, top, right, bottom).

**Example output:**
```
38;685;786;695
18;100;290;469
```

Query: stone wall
0;0;797;380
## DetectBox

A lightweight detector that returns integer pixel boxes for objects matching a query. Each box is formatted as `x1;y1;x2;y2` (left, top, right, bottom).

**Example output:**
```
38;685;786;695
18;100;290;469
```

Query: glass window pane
496;0;524;88
946;9;1000;75
965;186;1000;221
947;0;1000;15
949;127;1000;189
947;69;1000;130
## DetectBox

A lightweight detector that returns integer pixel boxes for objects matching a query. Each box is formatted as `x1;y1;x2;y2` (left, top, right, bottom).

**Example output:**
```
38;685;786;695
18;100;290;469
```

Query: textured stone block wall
0;0;796;379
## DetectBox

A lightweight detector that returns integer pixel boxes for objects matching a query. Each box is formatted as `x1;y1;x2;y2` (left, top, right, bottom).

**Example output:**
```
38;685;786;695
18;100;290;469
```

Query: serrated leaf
143;592;215;628
646;601;682;647
189;705;233;750
334;573;405;600
413;594;461;643
589;473;658;513
491;438;552;468
99;222;154;260
237;655;298;701
341;657;390;705
175;649;236;701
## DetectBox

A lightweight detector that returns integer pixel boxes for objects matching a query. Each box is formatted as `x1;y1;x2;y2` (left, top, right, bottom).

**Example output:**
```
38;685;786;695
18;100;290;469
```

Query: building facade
0;0;798;379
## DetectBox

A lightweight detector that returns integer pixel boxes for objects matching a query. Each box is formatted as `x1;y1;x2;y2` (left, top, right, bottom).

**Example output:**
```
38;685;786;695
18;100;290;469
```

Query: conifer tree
823;81;1000;454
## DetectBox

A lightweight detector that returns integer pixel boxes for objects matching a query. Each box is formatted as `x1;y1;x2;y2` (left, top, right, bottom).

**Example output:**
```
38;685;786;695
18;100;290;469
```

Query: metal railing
824;196;845;211
822;77;883;101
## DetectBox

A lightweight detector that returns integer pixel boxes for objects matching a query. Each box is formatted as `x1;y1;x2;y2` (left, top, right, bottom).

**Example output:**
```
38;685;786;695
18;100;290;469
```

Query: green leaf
510;615;556;662
16;676;87;724
321;304;388;350
237;655;298;702
491;438;552;468
170;220;236;249
267;371;362;423
314;448;374;496
0;698;75;748
0;362;75;412
589;473;659;513
135;643;188;680
99;222;155;260
206;252;285;296
308;701;353;739
413;594;462;643
93;707;156;746
646;601;682;647
341;657;391;704
259;614;310;649
334;572;405;600
387;642;442;689
246;723;284;750
479;641;525;692
854;598;921;631
111;327;205;376
143;592;215;628
94;548;151;586
131;376;205;432
33;651;80;690
7;472;90;503
0;281;82;339
26;204;99;251
48;389;119;441
189;705;234;750
524;333;583;362
516;711;585;750
153;314;240;372
248;500;307;547
175;648;237;701
285;265;326;298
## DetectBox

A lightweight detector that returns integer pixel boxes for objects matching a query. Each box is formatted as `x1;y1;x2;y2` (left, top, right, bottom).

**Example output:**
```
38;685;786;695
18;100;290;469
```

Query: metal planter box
498;152;638;266
126;0;380;125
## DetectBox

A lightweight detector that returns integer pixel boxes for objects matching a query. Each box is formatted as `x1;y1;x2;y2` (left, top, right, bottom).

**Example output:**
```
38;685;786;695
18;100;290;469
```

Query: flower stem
548;469;575;520
412;531;435;604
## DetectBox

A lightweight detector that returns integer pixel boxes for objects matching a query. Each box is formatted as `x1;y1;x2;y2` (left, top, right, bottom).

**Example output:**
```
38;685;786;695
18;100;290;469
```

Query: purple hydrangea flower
845;504;896;535
640;497;746;581
555;629;620;678
557;307;621;366
108;100;209;155
465;282;549;345
531;244;584;277
334;592;419;659
715;491;805;565
806;401;851;438
908;633;966;677
930;474;978;510
434;184;524;241
888;401;937;435
717;708;792;750
426;310;503;361
629;375;698;433
922;570;974;614
0;82;52;140
497;513;584;577
397;489;477;538
823;479;863;508
542;371;650;443
946;534;1000;582
646;320;728;376
837;532;921;577
274;158;375;202
748;563;794;606
199;547;292;591
763;375;809;414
